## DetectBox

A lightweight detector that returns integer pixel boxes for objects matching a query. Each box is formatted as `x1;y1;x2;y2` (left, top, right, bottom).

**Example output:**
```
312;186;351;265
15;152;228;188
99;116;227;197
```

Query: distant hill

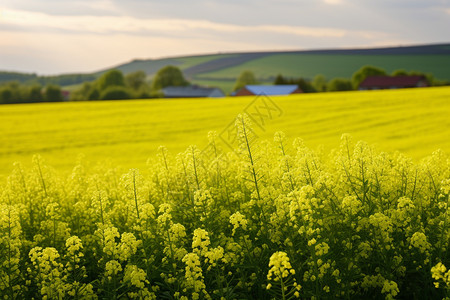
0;72;97;87
1;43;450;93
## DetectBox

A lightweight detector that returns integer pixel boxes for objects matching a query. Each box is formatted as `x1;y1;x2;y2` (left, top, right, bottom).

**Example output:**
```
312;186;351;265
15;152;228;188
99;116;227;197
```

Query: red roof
359;75;428;89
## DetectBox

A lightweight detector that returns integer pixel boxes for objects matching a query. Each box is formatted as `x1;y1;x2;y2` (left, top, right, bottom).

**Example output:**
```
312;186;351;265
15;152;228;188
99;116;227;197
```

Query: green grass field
195;54;450;81
1;86;449;179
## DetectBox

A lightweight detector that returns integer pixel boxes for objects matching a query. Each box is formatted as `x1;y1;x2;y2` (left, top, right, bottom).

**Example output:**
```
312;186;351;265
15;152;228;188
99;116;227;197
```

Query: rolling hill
1;43;450;94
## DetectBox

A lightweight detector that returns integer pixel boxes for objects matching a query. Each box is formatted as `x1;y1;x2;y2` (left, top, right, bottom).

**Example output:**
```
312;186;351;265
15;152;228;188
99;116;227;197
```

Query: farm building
359;75;429;90
234;85;303;96
162;85;224;98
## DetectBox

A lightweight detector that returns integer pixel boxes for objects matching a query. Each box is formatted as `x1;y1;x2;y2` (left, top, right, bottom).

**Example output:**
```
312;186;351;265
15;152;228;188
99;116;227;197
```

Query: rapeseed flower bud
66;235;83;256
431;262;450;289
341;195;362;215
229;212;248;235
29;247;67;299
105;260;122;278
204;246;224;267
101;226;120;257
118;232;140;261
308;238;317;246
124;264;149;289
192;228;210;256
315;242;330;256
267;251;296;281
182;252;208;298
381;280;399;300
409;232;431;254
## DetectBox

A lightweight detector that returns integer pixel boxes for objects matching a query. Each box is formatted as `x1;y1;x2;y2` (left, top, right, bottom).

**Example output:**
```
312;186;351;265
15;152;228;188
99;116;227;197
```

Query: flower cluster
267;251;300;298
1;131;450;299
229;211;248;236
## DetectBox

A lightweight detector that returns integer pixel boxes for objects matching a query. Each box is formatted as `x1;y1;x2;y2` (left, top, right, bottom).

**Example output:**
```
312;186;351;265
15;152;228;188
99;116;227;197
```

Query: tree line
0;66;188;104
264;66;448;93
62;66;188;101
0;82;65;104
0;71;96;87
1;64;449;104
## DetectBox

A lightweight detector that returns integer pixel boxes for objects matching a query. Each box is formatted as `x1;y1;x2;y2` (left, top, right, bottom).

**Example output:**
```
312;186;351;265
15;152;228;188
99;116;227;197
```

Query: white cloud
323;0;344;5
1;6;435;74
0;28;295;74
0;8;358;38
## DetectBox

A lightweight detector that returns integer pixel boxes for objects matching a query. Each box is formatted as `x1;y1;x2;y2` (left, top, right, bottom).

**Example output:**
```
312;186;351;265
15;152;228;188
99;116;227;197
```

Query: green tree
409;70;435;86
100;86;132;100
296;78;316;93
233;70;256;91
44;84;63;102
126;70;147;91
0;87;13;104
4;81;23;103
312;74;327;92
351;65;386;89
88;88;100;101
97;69;125;91
151;66;188;91
392;69;409;77
70;82;95;101
327;78;353;92
27;84;43;102
274;74;287;85
392;69;436;85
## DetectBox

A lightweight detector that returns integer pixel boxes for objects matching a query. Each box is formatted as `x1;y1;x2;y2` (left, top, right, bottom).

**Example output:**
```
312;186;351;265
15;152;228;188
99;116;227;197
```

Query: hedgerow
1;115;449;299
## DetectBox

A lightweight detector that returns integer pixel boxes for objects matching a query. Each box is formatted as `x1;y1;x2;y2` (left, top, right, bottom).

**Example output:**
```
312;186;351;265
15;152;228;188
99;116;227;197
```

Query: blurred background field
1;86;449;179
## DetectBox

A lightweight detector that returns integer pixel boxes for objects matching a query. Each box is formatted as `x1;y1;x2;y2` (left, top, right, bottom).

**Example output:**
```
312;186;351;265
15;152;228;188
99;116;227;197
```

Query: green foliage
408;70;435;85
326;78;353;91
0;81;64;104
125;70;147;91
0;71;96;87
352;65;387;89
28;84;43;102
391;69;442;86
271;74;315;93
124;70;160;99
97;69;126;91
71;69;148;101
44;85;63;102
42;73;97;86
134;86;162;99
100;86;133;100
151;65;188;91
88;88;100;101
391;69;409;76
274;74;287;85
296;78;316;93
0;82;23;104
0;71;38;84
70;82;94;101
312;74;327;92
233;70;257;91
0;87;13;104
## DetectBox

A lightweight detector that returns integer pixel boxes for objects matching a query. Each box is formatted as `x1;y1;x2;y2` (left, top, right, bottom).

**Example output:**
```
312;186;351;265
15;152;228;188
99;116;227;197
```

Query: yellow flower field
1;86;449;178
1;87;450;298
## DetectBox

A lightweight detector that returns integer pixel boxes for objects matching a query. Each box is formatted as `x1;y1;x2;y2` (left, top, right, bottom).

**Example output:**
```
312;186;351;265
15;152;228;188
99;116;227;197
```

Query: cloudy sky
1;0;449;74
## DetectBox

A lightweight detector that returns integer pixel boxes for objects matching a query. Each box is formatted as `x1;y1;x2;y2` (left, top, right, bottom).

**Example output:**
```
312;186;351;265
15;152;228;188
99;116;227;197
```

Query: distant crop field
0;86;449;178
2;86;450;299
